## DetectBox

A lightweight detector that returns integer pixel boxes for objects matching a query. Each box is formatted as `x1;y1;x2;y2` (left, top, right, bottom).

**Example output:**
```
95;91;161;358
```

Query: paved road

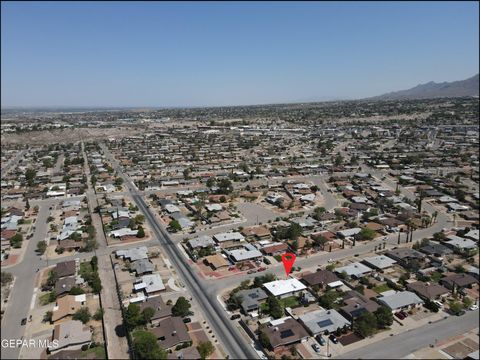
101;143;258;359
337;310;479;359
1;203;50;359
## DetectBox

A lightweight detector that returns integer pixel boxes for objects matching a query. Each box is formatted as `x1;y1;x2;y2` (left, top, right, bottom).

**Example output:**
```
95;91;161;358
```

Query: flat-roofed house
263;278;307;299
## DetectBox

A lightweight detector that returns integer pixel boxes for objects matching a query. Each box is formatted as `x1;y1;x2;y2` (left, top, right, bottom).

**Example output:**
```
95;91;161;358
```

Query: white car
469;304;478;311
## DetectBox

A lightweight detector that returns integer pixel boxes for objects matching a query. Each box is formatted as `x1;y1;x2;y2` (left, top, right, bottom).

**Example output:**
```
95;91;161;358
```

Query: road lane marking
30;287;38;310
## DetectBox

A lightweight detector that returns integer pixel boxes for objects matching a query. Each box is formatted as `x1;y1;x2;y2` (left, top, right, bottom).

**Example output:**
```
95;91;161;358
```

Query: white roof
213;232;245;242
205;204;223;212
337;228;362;237
327;280;344;288
116;246;148;261
109;228;137;238
263;278;307;297
74;294;86;303
165;204;181;213
300;194;315;202
464;230;479;241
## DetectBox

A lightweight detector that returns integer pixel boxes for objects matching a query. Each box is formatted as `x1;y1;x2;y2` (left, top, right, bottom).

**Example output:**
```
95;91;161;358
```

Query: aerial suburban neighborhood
1;95;479;359
1;1;479;360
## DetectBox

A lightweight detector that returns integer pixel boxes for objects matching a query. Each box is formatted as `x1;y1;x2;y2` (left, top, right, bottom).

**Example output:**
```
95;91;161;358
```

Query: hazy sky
1;1;479;107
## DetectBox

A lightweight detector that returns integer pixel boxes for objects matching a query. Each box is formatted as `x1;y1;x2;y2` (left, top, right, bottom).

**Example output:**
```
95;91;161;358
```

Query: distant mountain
367;74;479;100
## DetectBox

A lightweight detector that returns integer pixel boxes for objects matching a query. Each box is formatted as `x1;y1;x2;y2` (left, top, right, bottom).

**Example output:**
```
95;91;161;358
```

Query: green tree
141;307;156;324
10;233;23;248
169;220;181;232
462;297;474;309
353;312;377;337
43;310;53;323
267;296;283;319
137;226;146;238
357;227;376;241
73;307;91;324
93;308;105;321
69;286;85;295
172;297;191;317
258;329;271;349
132;330;168;359
124;303;142;331
36;240;47;255
449;301;463;315
374;306;393;328
25;168;37;186
197;341;215;359
47;270;58;287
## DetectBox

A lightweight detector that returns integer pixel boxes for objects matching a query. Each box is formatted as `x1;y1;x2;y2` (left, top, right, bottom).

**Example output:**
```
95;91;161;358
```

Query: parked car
395;312;405;320
456;310;466;316
230;314;241;320
312;343;321;353
182;317;192;323
469;304;478;311
329;335;338;344
433;300;443;309
315;335;326;346
257;267;266;272
247;269;256;274
400;310;408;318
20;318;27;326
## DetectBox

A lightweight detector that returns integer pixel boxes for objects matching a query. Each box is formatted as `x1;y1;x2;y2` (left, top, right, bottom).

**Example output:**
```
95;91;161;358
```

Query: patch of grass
81;345;106;359
39;292;56;305
280;296;300;308
430;271;442;283
373;283;392;294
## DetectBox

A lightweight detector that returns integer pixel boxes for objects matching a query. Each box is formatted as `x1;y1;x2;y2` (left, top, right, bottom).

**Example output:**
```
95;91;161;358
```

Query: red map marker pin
281;253;296;276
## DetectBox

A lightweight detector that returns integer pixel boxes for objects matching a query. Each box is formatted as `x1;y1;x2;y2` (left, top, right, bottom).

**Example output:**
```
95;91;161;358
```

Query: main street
101;143;259;359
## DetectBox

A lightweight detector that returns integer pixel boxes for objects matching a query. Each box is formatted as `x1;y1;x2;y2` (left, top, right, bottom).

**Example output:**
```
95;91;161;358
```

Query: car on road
312;343;321;353
182;317;192;323
316;335;326;346
230;314;241;320
329;335;338;344
469;305;478;311
20;318;27;325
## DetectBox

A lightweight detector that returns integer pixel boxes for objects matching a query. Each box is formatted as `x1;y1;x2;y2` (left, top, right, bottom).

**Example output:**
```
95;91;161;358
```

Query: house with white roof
224;243;262;262
263;278;307;298
298;309;350;335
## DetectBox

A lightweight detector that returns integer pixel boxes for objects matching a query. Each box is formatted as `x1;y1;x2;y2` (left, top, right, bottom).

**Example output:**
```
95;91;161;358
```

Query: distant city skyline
1;1;479;108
